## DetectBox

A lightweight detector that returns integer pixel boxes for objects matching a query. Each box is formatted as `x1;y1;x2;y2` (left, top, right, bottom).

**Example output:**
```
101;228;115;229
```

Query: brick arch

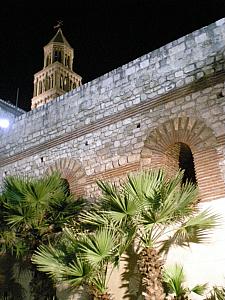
141;117;225;202
46;158;86;196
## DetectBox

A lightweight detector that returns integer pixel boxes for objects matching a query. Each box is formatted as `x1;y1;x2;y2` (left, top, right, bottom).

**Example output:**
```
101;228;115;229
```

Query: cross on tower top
54;20;63;30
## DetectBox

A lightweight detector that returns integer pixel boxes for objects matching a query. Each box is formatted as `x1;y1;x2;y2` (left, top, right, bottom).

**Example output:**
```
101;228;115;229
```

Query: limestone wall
1;16;225;300
1;18;225;201
0;23;225;200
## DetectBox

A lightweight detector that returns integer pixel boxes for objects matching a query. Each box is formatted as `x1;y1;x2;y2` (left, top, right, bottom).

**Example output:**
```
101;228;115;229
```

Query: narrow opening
40;157;44;163
178;143;197;184
85;141;88;146
136;123;141;128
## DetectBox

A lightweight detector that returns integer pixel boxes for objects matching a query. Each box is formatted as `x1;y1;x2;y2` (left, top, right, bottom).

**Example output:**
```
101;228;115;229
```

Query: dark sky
0;0;225;111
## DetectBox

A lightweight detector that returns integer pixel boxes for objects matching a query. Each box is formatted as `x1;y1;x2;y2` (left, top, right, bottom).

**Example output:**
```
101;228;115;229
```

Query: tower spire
31;25;82;110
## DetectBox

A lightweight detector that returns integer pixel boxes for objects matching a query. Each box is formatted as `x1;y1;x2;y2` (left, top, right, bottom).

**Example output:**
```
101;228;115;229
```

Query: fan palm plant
0;172;85;299
81;169;219;300
204;286;225;300
0;172;84;257
32;226;125;299
162;264;207;299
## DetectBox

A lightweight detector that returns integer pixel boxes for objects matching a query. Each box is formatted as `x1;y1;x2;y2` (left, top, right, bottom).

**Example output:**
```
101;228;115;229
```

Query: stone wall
0;18;225;202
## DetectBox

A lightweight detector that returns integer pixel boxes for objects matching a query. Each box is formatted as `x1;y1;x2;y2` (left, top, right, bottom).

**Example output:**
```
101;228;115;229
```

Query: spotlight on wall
0;118;10;128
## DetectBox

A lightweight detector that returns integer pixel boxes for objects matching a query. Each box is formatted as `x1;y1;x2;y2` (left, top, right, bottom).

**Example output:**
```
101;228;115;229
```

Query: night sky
0;0;225;112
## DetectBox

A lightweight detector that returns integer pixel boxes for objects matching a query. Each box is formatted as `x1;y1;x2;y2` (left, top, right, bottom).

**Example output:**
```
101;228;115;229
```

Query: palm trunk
137;247;165;300
92;293;111;300
174;296;189;300
90;287;111;300
96;293;111;300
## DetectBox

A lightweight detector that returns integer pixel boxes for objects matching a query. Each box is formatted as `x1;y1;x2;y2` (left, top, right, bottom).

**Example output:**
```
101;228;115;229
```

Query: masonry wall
1;18;225;202
1;17;225;300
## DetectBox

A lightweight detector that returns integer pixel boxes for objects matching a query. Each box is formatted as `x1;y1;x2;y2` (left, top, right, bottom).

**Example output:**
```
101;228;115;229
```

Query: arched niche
46;158;86;197
141;117;225;201
164;142;197;185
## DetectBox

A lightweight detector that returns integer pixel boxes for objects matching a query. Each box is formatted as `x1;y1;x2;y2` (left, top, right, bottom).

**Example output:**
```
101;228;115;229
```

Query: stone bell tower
31;25;82;109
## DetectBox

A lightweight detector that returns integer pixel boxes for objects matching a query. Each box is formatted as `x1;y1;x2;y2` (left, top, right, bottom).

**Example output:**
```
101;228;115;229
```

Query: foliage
163;264;207;299
0;172;84;258
0;172;85;299
87;169;219;253
79;169;219;299
204;286;225;300
27;169;219;299
32;226;123;298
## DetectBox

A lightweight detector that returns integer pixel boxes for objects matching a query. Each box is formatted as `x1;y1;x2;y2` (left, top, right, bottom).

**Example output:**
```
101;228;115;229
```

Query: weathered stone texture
1;18;225;201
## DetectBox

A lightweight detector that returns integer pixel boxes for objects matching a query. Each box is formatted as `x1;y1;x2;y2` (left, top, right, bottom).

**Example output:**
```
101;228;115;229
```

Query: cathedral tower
31;26;82;109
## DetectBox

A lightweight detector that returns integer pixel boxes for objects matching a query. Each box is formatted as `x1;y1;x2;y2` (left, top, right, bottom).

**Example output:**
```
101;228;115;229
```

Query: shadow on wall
120;246;143;300
56;286;90;300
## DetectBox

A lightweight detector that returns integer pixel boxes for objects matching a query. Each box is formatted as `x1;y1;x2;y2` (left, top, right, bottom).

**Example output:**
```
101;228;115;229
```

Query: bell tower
31;24;82;109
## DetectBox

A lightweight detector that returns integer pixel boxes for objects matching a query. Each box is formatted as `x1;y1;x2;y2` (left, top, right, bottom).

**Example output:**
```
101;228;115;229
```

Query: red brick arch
141;117;225;201
46;158;86;196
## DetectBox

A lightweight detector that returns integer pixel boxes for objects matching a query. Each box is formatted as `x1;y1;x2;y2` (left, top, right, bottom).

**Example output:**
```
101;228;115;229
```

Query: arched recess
141;117;225;201
46;158;86;197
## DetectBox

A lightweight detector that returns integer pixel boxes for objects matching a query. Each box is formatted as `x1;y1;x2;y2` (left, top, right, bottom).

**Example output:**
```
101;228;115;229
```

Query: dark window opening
53;50;62;63
136;123;141;128
40;157;44;163
178;143;197;185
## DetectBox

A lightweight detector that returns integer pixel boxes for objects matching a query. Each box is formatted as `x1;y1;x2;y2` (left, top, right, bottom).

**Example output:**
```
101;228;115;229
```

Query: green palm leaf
163;264;186;296
60;260;92;287
78;228;119;266
191;283;208;295
160;209;220;253
32;244;68;279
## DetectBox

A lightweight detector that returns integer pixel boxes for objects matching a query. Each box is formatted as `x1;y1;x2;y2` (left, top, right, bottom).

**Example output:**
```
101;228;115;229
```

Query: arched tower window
58;51;62;63
53;50;62;63
60;75;63;89
46;55;50;66
39;81;42;94
45;76;49;90
51;74;54;88
64;76;69;91
67;56;70;68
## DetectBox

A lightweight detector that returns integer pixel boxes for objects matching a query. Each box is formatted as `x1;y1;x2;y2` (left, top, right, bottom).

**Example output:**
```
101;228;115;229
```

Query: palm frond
61;259;92;287
79;209;111;227
162;264;186;296
97;180;140;223
78;228;119;266
173;181;198;216
160;209;220;253
32;244;92;288
191;283;208;295
91;272;108;294
124;169;164;206
32;244;68;279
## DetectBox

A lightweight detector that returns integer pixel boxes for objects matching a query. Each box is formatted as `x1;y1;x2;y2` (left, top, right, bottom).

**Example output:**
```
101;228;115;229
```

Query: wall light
0;118;10;128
